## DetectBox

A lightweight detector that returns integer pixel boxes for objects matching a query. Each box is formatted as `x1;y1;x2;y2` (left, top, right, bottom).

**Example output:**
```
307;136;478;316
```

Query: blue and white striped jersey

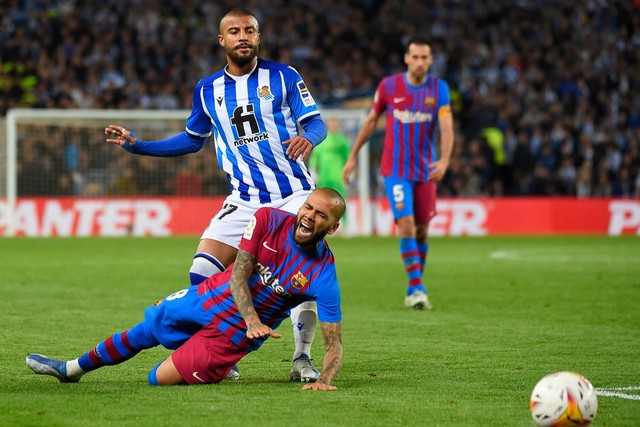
185;59;320;204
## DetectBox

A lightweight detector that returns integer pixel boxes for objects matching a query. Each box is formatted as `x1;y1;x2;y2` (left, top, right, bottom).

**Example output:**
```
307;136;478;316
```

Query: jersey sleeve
185;79;214;138
284;66;320;124
312;260;342;323
437;79;453;119
371;79;388;115
238;207;271;256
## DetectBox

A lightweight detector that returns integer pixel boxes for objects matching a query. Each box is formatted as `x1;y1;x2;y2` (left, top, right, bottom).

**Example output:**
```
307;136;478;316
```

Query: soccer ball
530;371;598;426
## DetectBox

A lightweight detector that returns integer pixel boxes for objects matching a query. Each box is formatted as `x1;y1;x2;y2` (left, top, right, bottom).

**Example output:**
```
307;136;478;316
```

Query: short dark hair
219;8;259;33
405;35;433;53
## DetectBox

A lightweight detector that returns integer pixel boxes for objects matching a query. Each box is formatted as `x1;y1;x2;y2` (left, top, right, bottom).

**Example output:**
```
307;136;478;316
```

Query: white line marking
595;387;640;400
598;386;640;391
488;251;636;263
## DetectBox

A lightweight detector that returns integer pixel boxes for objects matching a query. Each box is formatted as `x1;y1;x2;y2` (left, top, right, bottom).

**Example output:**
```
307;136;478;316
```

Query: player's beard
226;43;259;67
293;219;329;250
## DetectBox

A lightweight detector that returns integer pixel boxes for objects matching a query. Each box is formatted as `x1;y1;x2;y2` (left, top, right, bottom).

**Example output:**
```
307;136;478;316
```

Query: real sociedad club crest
257;85;274;101
291;271;309;289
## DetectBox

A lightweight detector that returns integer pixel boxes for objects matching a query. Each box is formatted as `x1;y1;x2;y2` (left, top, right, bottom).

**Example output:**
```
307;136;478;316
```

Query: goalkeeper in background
103;8;326;382
308;118;350;231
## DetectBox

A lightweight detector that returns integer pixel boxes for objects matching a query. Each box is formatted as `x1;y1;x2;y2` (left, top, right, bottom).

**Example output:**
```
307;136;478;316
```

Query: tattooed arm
302;321;343;391
229;249;281;340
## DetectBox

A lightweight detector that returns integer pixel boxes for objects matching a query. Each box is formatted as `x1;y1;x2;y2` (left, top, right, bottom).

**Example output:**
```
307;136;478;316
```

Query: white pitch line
597;386;640;391
595;387;640;400
488;251;573;262
488;251;636;263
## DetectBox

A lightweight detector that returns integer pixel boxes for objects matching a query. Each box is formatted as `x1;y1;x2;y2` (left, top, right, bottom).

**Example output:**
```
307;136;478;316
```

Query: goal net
2;108;371;236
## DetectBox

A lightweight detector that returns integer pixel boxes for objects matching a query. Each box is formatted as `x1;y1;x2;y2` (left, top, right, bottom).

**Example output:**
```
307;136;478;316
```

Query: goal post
2;108;372;236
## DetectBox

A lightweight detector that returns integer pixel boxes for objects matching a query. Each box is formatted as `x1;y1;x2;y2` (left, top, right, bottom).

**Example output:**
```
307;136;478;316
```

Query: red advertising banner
1;197;639;237
1;197;221;237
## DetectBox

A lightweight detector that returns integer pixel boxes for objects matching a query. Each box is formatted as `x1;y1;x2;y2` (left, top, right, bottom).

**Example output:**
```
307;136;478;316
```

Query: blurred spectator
575;161;593;198
2;0;638;197
174;156;204;196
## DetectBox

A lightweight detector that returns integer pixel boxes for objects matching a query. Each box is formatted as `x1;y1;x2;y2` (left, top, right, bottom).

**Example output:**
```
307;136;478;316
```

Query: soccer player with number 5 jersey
103;8;327;380
343;36;455;310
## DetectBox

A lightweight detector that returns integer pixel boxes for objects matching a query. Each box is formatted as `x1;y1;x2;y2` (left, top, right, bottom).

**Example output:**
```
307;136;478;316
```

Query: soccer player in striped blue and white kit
26;188;344;389
103;8;326;381
343;36;454;310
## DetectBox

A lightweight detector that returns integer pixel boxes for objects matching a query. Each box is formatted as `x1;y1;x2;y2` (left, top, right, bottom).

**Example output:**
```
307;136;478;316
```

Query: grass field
0;236;638;426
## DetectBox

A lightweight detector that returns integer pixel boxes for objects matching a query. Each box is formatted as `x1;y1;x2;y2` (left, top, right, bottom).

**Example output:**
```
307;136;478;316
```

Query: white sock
189;253;225;285
65;359;86;379
290;301;317;359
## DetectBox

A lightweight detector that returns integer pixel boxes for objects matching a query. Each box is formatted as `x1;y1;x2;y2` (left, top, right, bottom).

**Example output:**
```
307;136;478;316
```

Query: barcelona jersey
373;73;452;182
197;207;341;351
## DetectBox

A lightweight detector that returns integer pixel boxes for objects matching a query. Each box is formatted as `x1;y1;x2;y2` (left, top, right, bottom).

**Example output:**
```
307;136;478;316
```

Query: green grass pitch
0;236;638;426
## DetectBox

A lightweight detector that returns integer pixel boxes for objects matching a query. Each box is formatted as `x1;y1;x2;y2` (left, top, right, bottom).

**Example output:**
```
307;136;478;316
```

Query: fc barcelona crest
424;97;436;106
291;271;309;289
257;85;274;101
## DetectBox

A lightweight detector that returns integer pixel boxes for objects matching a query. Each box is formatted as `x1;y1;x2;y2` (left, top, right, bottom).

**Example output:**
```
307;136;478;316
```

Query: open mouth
298;221;313;238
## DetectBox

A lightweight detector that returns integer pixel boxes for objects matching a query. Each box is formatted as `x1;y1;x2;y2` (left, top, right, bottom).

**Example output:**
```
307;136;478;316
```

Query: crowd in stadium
2;0;639;198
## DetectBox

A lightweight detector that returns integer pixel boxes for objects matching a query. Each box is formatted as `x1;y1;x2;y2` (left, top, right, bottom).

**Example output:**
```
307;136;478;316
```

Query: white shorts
200;190;312;248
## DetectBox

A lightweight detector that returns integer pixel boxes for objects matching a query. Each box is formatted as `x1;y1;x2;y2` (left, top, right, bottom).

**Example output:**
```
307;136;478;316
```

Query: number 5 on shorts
393;184;405;203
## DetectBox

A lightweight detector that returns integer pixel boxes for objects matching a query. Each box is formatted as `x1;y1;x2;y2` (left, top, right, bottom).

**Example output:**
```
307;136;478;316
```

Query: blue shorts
143;286;213;350
383;177;437;223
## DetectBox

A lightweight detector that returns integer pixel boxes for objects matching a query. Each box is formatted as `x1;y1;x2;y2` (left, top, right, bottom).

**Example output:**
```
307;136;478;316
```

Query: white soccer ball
530;371;598;426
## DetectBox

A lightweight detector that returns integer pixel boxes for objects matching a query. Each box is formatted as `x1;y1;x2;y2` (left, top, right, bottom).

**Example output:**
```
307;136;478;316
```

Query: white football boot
404;290;432;310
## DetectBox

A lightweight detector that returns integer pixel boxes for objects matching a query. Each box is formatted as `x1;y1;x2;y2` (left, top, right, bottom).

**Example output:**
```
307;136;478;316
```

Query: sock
189;252;225;285
290;301;317;360
74;322;159;375
418;241;428;274
147;360;163;386
400;237;426;295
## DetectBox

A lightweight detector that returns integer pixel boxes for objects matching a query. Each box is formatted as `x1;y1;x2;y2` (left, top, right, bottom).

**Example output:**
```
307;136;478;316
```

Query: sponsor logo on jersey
297;81;316;107
233;131;269;147
256;263;291;296
291;271;308;289
243;216;257;239
392;109;432;124
257;85;274;101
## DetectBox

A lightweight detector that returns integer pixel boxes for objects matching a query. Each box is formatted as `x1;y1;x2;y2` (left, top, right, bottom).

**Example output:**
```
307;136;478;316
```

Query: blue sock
418;241;428;274
148;360;163;386
400;237;425;295
77;322;159;372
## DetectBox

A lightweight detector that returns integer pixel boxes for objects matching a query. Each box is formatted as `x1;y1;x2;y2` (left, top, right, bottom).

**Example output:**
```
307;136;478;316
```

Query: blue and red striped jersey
197;207;340;351
373;73;451;182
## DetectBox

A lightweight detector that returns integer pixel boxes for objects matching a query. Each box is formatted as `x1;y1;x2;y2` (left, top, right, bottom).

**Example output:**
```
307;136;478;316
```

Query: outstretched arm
229;249;281;340
302;321;343;391
105;125;207;157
